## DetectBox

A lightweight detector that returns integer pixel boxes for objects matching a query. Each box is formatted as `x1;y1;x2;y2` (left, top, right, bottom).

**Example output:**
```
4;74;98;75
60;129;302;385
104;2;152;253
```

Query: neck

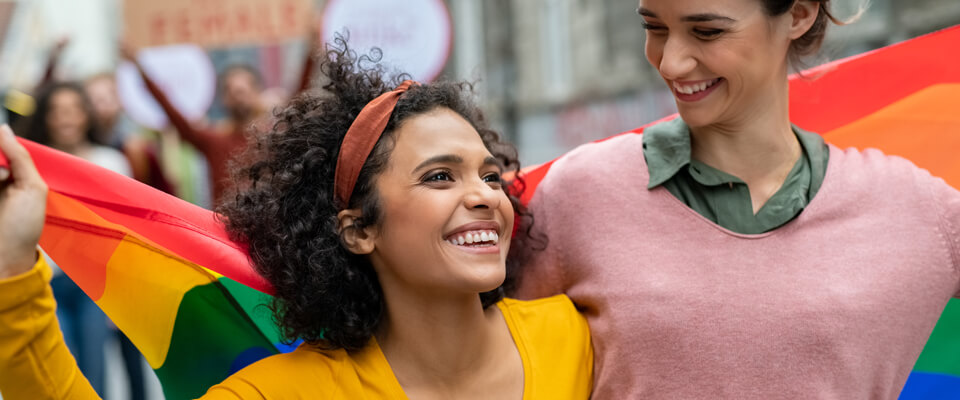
230;106;265;131
688;78;800;185
376;287;505;390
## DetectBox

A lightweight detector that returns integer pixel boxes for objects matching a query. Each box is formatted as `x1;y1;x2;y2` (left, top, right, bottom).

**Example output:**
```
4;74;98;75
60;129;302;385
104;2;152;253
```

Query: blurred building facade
2;0;959;165
447;0;960;165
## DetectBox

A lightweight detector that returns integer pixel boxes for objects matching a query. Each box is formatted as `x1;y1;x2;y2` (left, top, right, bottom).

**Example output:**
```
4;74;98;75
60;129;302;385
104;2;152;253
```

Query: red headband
334;80;417;208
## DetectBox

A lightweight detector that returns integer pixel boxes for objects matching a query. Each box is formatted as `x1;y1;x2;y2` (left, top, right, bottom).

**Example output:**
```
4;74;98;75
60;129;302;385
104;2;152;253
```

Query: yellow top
0;257;593;400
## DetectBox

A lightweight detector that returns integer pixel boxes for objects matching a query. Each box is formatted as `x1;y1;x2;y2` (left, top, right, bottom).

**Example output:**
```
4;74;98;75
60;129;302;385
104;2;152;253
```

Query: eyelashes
693;29;723;38
640;22;725;40
420;170;504;186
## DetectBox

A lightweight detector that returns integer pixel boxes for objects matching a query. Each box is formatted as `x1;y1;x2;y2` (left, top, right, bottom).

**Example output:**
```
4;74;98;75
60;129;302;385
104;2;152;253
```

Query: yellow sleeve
199;376;265;399
0;255;100;400
502;295;593;399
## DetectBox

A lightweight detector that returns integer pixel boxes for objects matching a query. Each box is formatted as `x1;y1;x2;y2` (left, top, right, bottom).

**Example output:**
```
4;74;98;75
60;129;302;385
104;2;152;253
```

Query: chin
468;268;507;294
676;107;720;129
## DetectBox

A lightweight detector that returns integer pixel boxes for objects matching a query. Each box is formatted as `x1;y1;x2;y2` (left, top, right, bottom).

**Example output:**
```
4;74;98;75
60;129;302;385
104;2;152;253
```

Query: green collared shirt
643;118;829;234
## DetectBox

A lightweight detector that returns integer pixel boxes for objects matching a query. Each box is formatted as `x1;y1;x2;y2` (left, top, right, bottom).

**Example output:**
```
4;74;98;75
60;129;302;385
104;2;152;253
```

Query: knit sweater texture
514;132;960;399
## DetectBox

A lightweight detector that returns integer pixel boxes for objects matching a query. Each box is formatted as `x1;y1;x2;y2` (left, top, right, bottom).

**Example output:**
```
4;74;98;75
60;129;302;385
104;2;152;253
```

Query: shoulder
546;133;644;181
87;145;132;177
530;132;646;211
500;295;589;342
204;345;349;398
499;296;593;393
827;145;942;190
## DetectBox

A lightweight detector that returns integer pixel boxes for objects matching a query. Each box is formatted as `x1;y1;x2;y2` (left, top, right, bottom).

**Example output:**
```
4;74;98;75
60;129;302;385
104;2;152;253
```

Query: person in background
17;81;133;398
84;72;175;196
84;71;156;400
83;73;138;149
118;31;317;206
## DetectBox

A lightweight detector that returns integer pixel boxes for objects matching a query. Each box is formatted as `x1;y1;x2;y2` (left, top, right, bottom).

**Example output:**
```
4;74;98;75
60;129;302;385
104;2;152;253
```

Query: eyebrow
636;7;736;23
412;155;503;174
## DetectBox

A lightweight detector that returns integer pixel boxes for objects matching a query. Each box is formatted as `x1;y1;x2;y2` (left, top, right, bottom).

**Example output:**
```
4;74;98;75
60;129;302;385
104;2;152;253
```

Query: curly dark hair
218;35;530;351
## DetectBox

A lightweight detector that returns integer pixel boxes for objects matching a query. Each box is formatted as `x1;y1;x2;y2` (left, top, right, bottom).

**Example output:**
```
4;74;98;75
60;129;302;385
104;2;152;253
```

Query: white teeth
447;230;500;246
674;79;717;95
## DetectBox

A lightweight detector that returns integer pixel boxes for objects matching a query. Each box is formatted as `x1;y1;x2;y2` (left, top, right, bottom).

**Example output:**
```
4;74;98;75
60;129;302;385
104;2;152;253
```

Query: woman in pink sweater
512;0;960;399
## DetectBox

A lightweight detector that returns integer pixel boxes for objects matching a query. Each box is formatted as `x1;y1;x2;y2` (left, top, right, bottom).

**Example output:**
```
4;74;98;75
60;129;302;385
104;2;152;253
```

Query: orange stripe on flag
40;192;123;301
825;84;960;187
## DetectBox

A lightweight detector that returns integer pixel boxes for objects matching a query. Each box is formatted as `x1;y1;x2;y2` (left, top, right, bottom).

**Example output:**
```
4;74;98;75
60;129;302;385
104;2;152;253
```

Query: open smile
672;78;724;102
443;222;502;254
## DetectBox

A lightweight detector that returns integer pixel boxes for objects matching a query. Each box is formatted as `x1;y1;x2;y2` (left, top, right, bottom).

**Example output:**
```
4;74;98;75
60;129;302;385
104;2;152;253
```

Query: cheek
644;38;661;68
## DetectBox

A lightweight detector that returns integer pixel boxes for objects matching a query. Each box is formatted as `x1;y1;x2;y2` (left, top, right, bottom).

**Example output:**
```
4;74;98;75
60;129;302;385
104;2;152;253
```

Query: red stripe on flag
19;138;273;294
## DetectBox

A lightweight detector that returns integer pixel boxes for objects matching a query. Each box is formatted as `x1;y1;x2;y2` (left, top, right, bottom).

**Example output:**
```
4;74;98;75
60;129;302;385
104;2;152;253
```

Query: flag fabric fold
7;24;960;399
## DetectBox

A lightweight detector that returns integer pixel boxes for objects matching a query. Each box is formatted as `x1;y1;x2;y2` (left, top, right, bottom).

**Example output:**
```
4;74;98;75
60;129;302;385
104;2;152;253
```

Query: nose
463;178;502;211
657;35;697;80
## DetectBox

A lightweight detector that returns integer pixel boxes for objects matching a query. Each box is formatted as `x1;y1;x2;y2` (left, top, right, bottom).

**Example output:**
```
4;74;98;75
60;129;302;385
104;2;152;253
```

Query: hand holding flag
0;124;47;278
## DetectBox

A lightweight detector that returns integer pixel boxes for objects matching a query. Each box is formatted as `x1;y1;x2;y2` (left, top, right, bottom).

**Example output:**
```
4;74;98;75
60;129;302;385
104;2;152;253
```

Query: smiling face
639;0;798;128
363;107;514;299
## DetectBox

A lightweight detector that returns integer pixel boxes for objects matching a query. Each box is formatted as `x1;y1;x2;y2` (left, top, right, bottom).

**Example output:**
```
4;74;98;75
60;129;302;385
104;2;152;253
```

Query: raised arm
0;125;99;399
36;38;69;90
120;44;216;153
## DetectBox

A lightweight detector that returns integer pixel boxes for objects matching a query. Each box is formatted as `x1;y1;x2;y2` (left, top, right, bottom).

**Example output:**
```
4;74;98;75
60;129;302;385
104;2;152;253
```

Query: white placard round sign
116;44;216;131
321;0;452;82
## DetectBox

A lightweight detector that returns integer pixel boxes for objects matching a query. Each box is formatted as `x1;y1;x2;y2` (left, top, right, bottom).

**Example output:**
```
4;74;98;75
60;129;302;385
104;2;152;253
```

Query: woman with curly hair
0;37;592;399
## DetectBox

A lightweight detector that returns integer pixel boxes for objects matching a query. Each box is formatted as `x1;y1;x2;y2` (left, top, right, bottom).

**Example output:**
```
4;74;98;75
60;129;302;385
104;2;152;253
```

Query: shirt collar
643;117;826;190
643;117;692;189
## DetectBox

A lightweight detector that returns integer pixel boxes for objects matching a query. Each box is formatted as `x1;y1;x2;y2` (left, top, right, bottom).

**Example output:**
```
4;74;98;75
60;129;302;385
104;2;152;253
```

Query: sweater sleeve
0;256;100;400
931;176;960;298
511;171;569;300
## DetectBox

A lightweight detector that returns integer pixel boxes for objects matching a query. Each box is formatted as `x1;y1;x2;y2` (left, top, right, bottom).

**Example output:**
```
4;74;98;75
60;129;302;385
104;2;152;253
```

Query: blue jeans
51;274;107;396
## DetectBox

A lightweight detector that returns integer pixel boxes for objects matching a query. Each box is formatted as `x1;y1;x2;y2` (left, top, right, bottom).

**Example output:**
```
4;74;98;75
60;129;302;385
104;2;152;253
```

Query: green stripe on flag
913;298;960;376
155;281;279;399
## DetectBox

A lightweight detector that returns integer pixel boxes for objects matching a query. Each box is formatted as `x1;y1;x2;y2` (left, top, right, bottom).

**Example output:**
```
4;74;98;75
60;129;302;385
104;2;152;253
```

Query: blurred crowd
3;33;318;400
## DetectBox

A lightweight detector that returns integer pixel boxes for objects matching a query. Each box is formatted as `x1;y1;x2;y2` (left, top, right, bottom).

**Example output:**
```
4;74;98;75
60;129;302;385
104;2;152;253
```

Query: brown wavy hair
760;0;858;66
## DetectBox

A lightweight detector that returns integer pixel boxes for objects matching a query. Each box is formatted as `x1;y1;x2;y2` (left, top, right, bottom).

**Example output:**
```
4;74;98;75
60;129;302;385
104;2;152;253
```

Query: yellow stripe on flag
97;236;219;369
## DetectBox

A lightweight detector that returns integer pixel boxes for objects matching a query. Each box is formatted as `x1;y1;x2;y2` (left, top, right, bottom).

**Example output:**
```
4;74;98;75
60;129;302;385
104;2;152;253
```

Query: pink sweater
514;133;960;399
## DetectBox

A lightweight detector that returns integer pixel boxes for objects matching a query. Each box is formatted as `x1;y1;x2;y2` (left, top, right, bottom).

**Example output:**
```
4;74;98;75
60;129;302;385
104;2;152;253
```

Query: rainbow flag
21;140;286;399
5;25;959;399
